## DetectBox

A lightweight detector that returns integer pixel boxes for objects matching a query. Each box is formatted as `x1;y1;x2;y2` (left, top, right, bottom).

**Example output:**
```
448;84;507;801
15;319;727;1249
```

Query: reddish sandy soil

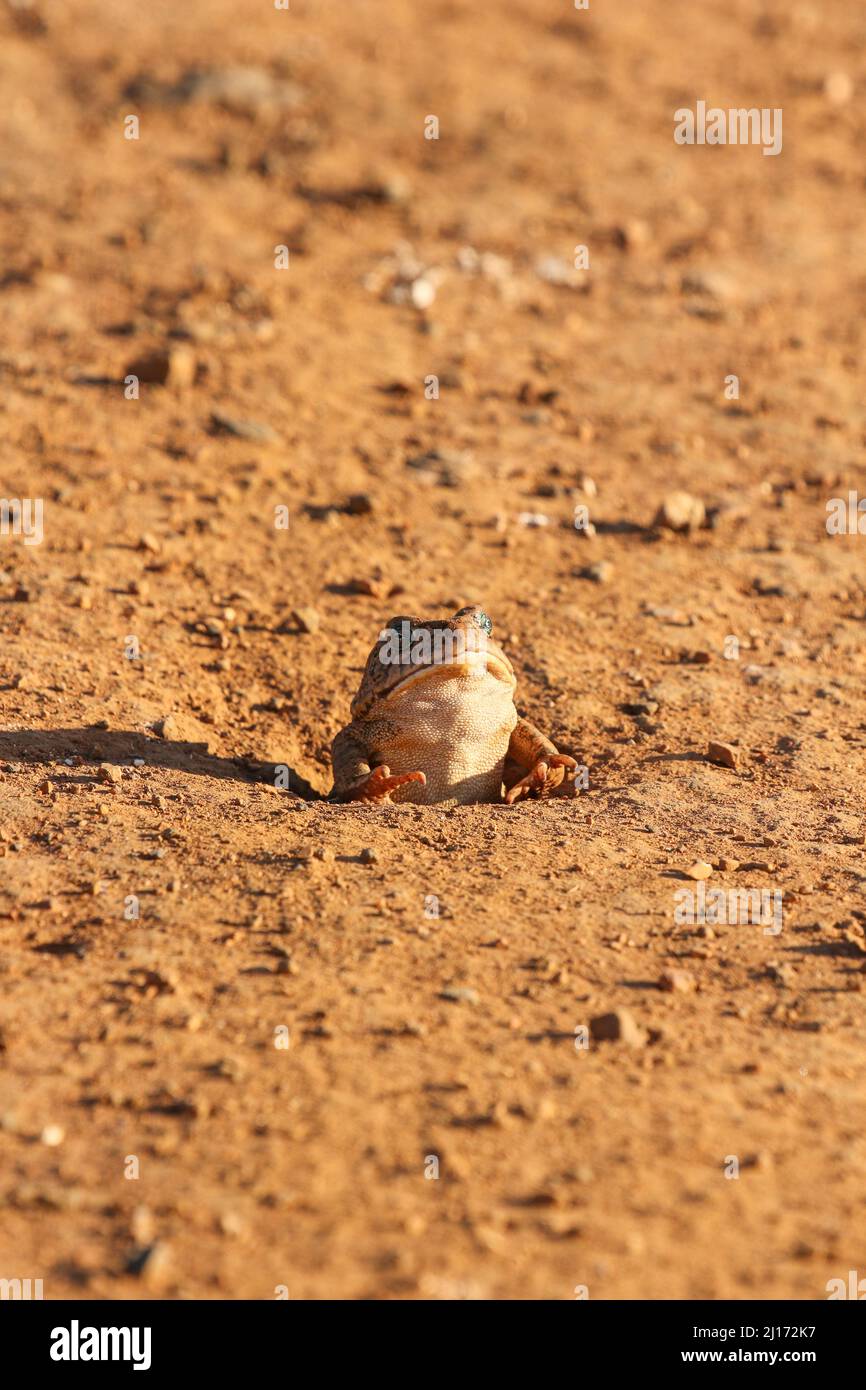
1;0;865;1300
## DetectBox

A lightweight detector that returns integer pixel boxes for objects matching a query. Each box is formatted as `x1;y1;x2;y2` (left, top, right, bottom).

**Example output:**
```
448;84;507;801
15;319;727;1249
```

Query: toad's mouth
385;651;515;700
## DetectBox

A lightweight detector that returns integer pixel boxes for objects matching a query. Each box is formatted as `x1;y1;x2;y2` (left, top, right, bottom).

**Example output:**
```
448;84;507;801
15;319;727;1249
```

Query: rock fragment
654;491;705;532
124;347;196;388
291;607;320;634
440;986;479;1005
708;740;738;769
534;255;588;290
345;576;390;599
683;861;713;881
613;219;651;251
345;493;374;515
577;561;613;583
126;67;303;116
128;1240;173;1291
659;969;696;994
589;1009;646;1047
210;412;279;444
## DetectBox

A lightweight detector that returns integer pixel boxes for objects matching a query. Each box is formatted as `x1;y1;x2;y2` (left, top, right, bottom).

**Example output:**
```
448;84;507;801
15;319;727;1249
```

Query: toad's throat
384;653;514;701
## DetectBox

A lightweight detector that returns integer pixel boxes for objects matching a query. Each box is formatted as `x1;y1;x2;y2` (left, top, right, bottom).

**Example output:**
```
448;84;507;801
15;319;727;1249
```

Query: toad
330;606;576;804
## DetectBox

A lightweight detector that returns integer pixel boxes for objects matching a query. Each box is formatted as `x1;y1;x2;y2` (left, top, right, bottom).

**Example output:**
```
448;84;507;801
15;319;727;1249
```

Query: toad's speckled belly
363;674;518;804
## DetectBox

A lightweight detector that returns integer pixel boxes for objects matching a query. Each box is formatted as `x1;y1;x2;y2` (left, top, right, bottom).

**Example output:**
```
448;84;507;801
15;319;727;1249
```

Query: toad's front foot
504;754;577;805
342;764;427;804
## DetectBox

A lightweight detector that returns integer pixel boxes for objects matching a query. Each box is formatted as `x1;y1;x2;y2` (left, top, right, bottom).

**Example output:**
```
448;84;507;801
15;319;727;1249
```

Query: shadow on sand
0;727;323;799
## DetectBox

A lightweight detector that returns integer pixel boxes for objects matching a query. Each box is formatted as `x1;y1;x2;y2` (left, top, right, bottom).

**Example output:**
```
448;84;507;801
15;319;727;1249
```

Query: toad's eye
475;611;493;636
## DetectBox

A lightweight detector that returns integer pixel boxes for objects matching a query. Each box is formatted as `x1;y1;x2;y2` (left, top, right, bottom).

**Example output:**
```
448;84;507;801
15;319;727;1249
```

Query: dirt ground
1;0;865;1301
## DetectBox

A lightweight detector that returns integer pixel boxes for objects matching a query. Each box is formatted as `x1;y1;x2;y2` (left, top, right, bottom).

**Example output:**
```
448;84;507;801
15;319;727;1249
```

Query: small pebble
683;861;713;881
440;986;479;1005
128;1240;173;1291
590;1009;646;1047
124;346;196;389
292;607;321;634
659;969;696;994
578;562;613;584
210;411;279;443
654;491;705;532
707;740;738;769
131;1205;156;1244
